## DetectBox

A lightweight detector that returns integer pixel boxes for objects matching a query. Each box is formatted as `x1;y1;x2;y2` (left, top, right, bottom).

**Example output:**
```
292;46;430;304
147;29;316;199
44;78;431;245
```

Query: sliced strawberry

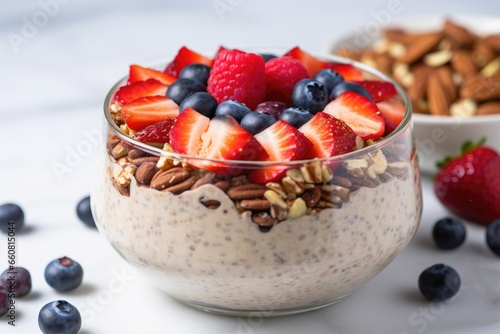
353;80;397;102
299;112;357;158
377;99;406;135
169;108;210;155
121;96;179;131
328;63;363;81
284;46;325;77
324;91;385;140
114;79;168;105
128;65;176;86
248;120;312;184
134;118;177;145
163;46;213;77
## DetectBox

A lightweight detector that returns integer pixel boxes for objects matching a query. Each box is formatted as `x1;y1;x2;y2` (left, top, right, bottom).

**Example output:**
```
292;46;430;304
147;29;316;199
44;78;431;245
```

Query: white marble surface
1;1;500;333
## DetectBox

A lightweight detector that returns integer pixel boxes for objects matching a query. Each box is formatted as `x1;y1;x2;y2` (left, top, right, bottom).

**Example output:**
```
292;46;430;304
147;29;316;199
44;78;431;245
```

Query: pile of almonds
335;19;500;117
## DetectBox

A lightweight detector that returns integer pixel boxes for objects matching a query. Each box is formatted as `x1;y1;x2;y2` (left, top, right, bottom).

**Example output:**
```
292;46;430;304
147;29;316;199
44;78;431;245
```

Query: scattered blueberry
0;203;25;234
0;266;32;297
240;112;276;135
38;300;81;334
418;264;460;301
432;217;466;250
260;53;277;63
486;219;500;256
278;107;314;128
166;78;206;105
291;79;329;114
254;101;287;119
314;69;344;93
215;100;252;122
179;92;218;118
45;257;83;292
76;196;96;229
0;286;8;317
330;81;374;102
178;63;211;86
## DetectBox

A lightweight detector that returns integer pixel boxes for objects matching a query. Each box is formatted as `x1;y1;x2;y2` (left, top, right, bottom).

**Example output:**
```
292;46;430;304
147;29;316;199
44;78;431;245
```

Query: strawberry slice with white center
128;65;176;86
114;79;168;105
169;107;210;155
329;63;363;81
299;112;357;158
248;120;312;184
163;46;213;77
324;91;385;140
121;96;179;131
353;80;398;102
377;99;406;135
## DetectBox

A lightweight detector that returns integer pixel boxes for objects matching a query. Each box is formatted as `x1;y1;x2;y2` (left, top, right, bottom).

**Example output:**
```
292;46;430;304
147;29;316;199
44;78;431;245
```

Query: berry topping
291;79;330;114
0;203;24;234
163;46;213;77
432;217;466;250
207;49;266;110
0;266;32;297
128;64;176;86
44;257;84;292
169;108;210;155
264;56;309;104
299;112;356;158
121;96;179;131
248;120;312;184
240;111;276;135
353;80;398;102
179;91;217;118
134;118;177;144
215;100;251;122
76;196;96;228
328;63;363;81
166;78;207;105
284;46;327;77
418;264;460;301
38;300;81;334
486;219;500;256
114;79;168;105
434;141;500;226
324;91;385;140
330;81;374;102
278;107;313;128
254;101;287;119
314;69;344;93
376;99;406;135
179;63;211;86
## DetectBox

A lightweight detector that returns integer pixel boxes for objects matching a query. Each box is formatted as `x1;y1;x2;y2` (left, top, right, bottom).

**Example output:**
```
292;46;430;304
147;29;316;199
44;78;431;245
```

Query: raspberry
264;57;309;105
207;50;266;110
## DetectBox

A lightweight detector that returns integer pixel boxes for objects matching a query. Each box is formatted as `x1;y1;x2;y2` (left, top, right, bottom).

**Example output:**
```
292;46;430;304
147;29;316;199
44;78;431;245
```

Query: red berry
264;57;309;105
121;96;179;131
377;99;406;135
354;80;398;102
169;108;210;155
128;65;176;86
134;118;177;144
114;79;168;105
163;46;213;77
207;49;266;110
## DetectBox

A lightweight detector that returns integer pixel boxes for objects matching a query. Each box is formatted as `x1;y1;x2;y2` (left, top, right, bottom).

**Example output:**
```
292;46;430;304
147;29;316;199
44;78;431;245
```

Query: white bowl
329;15;500;174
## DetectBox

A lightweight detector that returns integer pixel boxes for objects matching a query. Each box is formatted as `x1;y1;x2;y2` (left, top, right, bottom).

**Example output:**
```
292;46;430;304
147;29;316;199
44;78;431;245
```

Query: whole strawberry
434;140;500;226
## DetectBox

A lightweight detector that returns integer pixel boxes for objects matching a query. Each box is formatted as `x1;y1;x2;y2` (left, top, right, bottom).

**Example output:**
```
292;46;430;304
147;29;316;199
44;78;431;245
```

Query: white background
1;0;500;333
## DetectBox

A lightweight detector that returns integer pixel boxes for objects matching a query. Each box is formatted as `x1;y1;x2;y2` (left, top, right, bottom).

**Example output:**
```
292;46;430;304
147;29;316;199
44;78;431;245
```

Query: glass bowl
91;52;422;316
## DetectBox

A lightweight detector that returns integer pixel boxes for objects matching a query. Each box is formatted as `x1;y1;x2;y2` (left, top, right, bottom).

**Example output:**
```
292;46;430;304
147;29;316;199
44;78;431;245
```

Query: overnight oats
91;46;423;315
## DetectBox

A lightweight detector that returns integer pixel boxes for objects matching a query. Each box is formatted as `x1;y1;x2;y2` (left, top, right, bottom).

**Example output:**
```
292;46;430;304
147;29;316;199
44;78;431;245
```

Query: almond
484;34;500;53
435;66;457;102
135;162;157;185
476;101;500;115
398;32;443;64
150;167;190;190
460;73;500;101
451;50;477;78
443;19;476;48
427;72;451;115
408;64;432;102
472;41;497;68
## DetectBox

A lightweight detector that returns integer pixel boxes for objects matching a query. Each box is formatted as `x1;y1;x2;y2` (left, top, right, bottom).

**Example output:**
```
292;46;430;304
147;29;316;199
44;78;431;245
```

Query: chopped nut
266;182;287;199
300;161;323;184
342;158;369;177
264;190;288;209
321;165;333;183
112;143;128;159
109;102;122;114
481;57;500;77
157;143;176;170
282;176;305;196
286;169;305;183
270;204;288;221
366;150;388;179
288;198;307;220
450;98;477;117
423;50;453;67
120;124;135;136
354;136;364;151
388;42;407;58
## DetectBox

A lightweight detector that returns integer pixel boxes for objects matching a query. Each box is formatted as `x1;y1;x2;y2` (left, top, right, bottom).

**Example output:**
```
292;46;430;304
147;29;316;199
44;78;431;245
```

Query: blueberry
260;53;277;63
178;63;211;86
76;196;95;229
166;78;206;105
0;203;25;234
254;101;287;119
240;112;276;135
314;69;344;93
38;300;81;334
0;286;7;317
0;266;32;297
432;217;466;250
45;257;83;292
418;264;460;301
291;79;329;114
330;81;374;102
278;107;314;128
215;100;252;122
486;219;500;256
179;92;217;118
